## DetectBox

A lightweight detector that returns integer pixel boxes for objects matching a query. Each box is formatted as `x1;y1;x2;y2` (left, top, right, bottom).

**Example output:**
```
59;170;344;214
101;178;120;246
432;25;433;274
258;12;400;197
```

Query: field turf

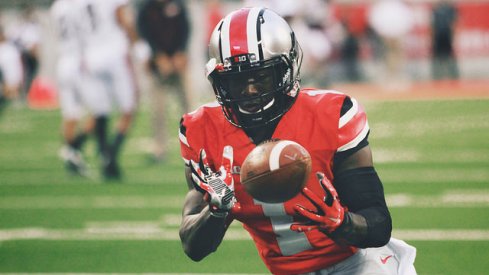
1;97;488;274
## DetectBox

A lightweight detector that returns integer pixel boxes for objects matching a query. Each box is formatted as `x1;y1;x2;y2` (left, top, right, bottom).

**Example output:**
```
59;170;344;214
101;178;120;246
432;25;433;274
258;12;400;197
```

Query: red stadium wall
333;1;489;60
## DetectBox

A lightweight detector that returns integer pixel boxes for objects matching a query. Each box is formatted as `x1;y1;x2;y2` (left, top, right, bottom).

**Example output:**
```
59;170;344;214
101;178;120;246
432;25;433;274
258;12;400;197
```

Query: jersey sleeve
336;96;370;153
179;115;199;166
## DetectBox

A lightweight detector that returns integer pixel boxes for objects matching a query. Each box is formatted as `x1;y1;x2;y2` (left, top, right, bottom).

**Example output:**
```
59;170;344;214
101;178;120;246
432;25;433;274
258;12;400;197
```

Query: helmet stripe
246;7;262;59
219;8;263;60
229;8;250;57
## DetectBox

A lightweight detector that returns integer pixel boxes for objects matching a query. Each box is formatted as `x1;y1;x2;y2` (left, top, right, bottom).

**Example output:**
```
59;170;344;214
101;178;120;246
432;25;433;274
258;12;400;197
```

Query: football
240;139;312;203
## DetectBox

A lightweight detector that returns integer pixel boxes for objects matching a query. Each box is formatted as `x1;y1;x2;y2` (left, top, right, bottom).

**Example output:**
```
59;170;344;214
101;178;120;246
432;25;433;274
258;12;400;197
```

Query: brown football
240;139;312;203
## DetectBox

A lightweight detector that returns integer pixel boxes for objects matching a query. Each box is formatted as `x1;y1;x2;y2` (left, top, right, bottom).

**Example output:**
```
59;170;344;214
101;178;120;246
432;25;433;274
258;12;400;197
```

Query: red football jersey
179;89;369;275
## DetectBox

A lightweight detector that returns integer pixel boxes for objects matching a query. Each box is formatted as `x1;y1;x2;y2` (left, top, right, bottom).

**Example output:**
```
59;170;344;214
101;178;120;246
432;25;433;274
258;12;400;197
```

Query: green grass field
1;97;489;274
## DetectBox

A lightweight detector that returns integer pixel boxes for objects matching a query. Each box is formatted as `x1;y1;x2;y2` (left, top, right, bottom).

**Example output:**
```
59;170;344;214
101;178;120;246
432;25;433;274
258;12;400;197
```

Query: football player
78;0;139;180
179;7;417;275
0;25;23;102
51;0;93;177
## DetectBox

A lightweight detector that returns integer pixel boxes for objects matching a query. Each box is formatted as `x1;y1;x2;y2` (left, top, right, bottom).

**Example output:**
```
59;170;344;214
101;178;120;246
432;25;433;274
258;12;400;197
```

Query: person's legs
149;72;168;162
173;52;192;113
59;75;90;176
103;57;138;180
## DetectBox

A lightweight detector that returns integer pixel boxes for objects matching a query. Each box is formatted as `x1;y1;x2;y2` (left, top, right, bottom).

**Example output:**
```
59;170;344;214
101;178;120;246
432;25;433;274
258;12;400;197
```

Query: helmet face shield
214;56;289;113
222;67;275;101
209;55;296;128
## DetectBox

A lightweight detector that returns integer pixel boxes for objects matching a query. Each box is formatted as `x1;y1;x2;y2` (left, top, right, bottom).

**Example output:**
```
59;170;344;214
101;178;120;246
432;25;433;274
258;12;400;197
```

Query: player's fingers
203;192;211;203
316;172;325;181
189;160;205;181
191;173;210;193
293;204;323;223
316;173;339;206
230;202;242;215
316;172;335;195
321;177;339;198
301;187;326;211
190;160;210;192
219;166;234;187
199;149;212;175
290;223;318;233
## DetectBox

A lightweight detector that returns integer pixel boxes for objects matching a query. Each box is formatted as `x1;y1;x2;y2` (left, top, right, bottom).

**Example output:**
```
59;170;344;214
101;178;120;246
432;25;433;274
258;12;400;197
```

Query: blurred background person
51;0;93;177
79;0;139;181
295;0;333;88
136;0;191;163
431;0;459;80
368;0;414;88
340;19;362;82
247;0;333;88
0;24;23;104
205;0;223;50
7;4;41;101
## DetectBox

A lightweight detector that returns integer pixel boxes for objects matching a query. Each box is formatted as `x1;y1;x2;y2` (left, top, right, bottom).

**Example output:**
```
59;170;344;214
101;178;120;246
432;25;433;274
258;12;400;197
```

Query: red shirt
180;89;369;275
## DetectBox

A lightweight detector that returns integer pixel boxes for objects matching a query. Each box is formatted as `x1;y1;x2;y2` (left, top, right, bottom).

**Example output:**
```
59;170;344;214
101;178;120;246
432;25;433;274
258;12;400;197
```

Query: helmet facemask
209;53;300;129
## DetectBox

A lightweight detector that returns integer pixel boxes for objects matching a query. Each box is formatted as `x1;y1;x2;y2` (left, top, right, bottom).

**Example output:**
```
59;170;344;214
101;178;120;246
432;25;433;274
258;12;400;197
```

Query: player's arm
331;145;391;248
180;167;229;261
179;147;236;261
292;144;391;248
330;96;392;248
115;3;138;45
292;96;391;248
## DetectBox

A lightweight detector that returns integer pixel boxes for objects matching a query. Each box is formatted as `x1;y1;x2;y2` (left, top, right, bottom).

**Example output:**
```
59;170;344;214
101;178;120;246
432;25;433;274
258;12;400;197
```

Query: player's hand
290;172;345;234
189;146;236;217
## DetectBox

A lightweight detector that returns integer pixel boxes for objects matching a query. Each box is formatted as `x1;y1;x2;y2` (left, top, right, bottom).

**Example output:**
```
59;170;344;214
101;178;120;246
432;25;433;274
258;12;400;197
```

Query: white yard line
386;191;489;207
1;191;489;242
1;225;489;242
2;191;489;209
0;196;184;209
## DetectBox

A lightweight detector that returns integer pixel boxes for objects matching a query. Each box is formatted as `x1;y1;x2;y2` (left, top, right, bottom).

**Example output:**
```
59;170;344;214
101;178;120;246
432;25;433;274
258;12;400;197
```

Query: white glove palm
189;146;235;216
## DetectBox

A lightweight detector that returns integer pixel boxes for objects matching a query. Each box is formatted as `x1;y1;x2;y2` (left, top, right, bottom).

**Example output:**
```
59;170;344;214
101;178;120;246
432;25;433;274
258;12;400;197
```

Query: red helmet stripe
229;8;250;57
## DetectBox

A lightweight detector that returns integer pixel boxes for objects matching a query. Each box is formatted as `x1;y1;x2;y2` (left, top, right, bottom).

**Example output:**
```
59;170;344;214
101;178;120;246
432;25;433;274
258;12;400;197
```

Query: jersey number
254;200;312;256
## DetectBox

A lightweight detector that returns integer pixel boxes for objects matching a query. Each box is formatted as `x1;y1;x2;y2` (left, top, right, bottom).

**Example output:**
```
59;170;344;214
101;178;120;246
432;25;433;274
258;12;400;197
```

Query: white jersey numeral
254;200;312;256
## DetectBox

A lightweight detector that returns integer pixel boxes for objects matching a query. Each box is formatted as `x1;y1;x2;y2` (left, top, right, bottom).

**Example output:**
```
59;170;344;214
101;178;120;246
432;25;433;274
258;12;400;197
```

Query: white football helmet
207;7;302;129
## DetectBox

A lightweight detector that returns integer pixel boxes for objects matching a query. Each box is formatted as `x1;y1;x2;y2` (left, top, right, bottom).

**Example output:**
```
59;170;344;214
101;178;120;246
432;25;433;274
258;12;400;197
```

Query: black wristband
332;167;392;248
328;212;368;247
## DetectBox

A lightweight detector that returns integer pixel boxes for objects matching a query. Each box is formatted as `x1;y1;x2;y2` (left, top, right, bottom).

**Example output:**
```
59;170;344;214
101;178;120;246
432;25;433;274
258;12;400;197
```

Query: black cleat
102;156;122;181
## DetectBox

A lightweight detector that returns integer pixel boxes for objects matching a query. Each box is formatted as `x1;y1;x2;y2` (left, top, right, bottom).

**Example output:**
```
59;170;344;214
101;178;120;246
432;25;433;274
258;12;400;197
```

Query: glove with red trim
291;172;345;234
189;146;236;217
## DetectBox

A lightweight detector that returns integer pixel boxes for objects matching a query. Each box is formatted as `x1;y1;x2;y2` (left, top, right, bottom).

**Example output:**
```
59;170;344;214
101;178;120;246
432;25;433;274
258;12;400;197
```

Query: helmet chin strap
238;98;275;114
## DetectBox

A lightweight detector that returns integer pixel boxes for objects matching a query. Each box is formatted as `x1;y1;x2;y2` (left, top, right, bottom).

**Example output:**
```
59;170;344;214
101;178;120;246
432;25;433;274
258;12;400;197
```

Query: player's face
220;67;275;113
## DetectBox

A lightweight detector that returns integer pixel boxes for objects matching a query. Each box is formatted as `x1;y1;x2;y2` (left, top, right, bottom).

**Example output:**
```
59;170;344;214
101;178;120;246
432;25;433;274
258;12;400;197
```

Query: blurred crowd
0;0;472;181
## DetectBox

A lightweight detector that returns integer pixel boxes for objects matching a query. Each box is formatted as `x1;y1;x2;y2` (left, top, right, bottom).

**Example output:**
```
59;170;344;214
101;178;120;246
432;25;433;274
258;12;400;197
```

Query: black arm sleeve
330;167;392;248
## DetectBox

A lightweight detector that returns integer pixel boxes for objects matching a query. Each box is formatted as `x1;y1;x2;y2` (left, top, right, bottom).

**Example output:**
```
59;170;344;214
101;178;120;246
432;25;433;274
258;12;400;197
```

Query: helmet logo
234;55;247;63
281;68;291;86
226;53;257;67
